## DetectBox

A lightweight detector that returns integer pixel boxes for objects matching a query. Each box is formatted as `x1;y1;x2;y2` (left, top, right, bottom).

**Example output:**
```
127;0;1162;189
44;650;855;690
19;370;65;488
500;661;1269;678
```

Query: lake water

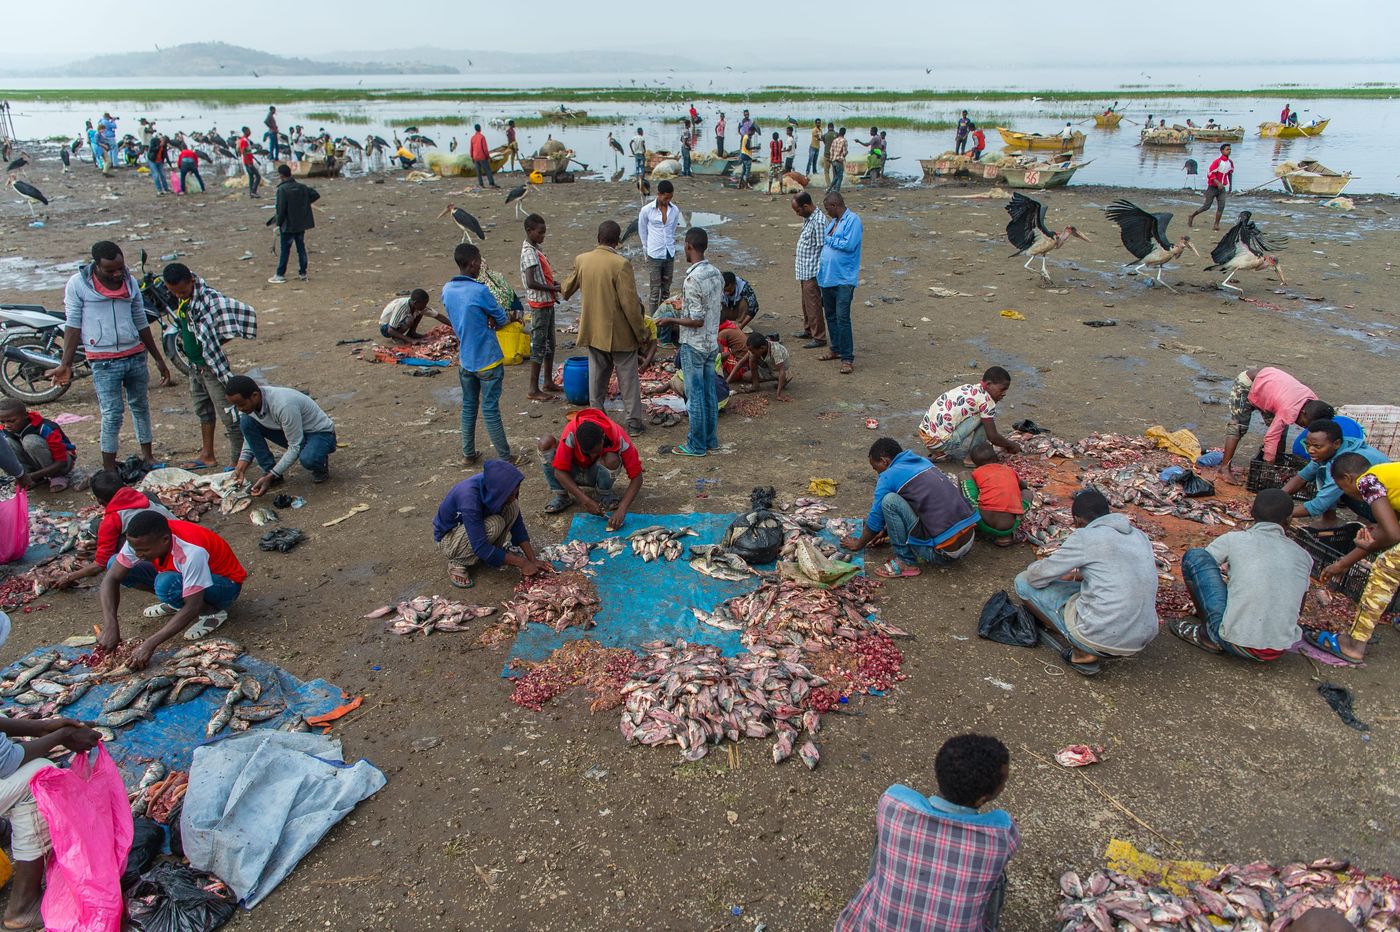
3;62;1398;193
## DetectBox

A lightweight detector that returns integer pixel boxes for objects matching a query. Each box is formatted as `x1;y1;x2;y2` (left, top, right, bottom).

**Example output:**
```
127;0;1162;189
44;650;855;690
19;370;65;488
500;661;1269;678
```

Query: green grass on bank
2;85;1396;107
303;110;370;123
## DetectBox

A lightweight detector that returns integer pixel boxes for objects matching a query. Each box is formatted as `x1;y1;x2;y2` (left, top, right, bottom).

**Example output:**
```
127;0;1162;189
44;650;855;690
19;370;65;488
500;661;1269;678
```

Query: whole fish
93;726;116;742
2;656;55;696
203;667;238;689
688;545;754;582
691;607;744;632
28;680;66;698
233;703;283;722
102;678;152;713
169;676;211;704
249;507;278;527
58;681;93;707
133;685;172;713
205;698;239;737
237;676;263;702
97;708;151;728
798;740;820;770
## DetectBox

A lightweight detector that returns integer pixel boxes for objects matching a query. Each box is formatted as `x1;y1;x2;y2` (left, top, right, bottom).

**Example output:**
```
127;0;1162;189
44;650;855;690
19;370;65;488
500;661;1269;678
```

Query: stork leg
1038;256;1052;283
1023;256;1034;271
1154;267;1178;294
21;199;35;218
1219;272;1241;293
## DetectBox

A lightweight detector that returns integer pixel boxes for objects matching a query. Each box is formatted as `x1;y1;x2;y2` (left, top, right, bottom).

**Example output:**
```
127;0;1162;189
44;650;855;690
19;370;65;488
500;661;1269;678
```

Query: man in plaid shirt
162;263;258;468
790;192;827;348
838;734;1018;932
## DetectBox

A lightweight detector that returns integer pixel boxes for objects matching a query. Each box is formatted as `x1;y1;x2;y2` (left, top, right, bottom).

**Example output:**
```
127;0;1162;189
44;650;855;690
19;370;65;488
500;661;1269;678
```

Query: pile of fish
697;577;906;651
627;525;697;562
153;483;223;522
364;595;496;636
23;553;90;597
360;324;459;363
620;640;825;767
1056;858;1400;931
28;503;101;555
728;394;770;418
132;765;189;824
508;639;639;712
688;544;759;582
500;570;600;633
539;539;595;571
218;482;254;516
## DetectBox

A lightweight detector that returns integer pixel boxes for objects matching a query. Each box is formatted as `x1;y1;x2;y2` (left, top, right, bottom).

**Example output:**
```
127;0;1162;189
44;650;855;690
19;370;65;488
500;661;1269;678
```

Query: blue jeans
178;159;203;193
239;419;337;477
114;557;242;611
474;159;496;186
739;155;751;182
1180;547;1266;659
679;345;718;453
680;147;692;176
820;284;856;362
148;158;169;193
543;460;615;495
829;161;845;192
245;163;260;196
806;146;819;174
91;354;153;455
459;365;510;459
880;493;938;565
276;231;307;277
1014;572;1097;654
634;153;645;177
267;136;280;161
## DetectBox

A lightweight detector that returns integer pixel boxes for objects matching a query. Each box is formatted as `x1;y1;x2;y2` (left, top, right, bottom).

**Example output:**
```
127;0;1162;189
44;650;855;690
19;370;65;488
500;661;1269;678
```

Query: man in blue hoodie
1283;418;1389;522
432;461;550;589
839;437;978;579
47;241;173;472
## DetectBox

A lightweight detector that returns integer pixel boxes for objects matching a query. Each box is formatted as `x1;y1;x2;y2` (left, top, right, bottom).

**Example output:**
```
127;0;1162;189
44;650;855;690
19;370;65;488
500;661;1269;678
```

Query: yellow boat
1258;119;1329;139
996;127;1085;150
1093;112;1124;128
1278;159;1352;196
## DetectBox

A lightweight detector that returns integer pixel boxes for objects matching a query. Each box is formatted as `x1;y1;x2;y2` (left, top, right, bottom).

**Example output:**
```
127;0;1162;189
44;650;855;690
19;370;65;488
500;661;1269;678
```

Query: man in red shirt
537;409;644;530
55;470;174;589
98;510;248;668
469;123;498;189
237;126;261;198
1188;143;1233;231
968;125;986;161
766;131;784;193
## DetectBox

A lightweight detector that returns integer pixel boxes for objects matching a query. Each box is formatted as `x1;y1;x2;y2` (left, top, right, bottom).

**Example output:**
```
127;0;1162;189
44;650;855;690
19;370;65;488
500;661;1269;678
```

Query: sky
6;0;1399;66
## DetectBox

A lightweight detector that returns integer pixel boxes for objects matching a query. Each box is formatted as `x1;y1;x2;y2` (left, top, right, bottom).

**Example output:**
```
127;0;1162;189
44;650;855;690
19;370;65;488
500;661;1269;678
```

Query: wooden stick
1020;745;1183;852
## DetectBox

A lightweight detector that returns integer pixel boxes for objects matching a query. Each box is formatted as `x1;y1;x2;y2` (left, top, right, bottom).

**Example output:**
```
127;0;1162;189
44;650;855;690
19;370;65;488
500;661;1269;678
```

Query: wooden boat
538;109;589;123
1191;126;1244;142
920;153;1002;183
1139;127;1192;147
429;148;509;179
1093;112;1124;128
1278;159;1352;196
996;127;1085;150
999;159;1090;189
1258;119;1329;139
689;154;737;175
527;151;573;174
291;155;343;179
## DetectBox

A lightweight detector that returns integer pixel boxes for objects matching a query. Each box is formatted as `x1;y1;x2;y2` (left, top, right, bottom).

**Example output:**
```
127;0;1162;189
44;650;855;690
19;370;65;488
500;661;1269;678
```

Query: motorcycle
0;251;191;403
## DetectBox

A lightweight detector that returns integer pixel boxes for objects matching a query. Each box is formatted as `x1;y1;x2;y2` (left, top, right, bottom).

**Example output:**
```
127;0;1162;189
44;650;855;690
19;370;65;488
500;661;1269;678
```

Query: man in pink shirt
1217;366;1334;479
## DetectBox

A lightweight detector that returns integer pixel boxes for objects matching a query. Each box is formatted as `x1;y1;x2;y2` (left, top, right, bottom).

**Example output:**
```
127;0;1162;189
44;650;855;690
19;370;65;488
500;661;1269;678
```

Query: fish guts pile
364;595;497;636
509;639;639;712
1056;858;1399;931
500;571;600;633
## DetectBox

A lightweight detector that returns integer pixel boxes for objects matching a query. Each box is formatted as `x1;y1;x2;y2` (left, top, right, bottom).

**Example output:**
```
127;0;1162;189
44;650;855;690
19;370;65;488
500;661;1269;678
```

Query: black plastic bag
122;817;166;891
1317;682;1369;732
127;862;236;932
723;487;785;565
1179;470;1216;498
977;591;1038;648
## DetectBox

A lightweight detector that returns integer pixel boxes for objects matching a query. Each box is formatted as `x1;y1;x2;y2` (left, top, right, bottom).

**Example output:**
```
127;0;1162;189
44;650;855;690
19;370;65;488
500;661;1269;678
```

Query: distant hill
314;46;702;75
16;42;458;78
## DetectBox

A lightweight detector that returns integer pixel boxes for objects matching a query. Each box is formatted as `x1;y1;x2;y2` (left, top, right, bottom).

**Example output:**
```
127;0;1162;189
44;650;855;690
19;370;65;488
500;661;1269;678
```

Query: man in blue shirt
817;192;862;374
1284;417;1389;522
443;243;528;468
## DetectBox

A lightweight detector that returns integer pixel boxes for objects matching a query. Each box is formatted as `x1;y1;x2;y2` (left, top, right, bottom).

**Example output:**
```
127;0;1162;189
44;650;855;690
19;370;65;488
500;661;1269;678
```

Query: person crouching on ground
919;366;1022;466
538;409;644;531
433;460;550;589
962;442;1030;547
98;510;248;669
54;469;173;589
1283;417;1389;523
1170;488;1311;660
1014;489;1158;676
225;375;337;495
840;437;977;579
0;399;75;492
720;271;760;329
1304;454;1400;665
379;288;449;344
724;331;792;401
836;733;1019;932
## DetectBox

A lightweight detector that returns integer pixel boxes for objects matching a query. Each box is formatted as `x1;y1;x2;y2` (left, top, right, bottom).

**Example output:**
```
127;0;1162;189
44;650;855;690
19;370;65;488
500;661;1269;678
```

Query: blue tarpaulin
1;646;346;788
504;511;860;671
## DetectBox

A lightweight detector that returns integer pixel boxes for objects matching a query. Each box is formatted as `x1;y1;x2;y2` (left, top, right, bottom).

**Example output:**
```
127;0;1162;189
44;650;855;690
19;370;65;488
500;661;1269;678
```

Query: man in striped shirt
828;128;849;193
790;193;827;348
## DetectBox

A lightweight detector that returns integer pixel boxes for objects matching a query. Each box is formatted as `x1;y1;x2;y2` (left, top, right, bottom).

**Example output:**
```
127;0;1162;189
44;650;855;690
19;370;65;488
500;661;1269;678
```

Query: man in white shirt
629;127;647;177
637;180;681;345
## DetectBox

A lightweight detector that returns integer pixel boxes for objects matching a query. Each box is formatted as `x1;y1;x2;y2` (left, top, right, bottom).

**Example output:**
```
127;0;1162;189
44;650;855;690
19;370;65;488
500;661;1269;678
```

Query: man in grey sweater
224;376;337;495
1014;489;1159;675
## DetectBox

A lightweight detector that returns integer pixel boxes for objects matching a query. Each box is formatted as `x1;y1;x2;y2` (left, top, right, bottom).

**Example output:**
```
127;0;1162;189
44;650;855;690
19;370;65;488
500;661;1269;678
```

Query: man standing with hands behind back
267;164;319;284
638;179;681;345
791;192;827;349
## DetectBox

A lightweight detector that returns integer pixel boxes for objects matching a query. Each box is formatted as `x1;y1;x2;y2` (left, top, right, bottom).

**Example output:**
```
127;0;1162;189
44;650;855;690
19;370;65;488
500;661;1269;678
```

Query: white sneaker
267;275;287;284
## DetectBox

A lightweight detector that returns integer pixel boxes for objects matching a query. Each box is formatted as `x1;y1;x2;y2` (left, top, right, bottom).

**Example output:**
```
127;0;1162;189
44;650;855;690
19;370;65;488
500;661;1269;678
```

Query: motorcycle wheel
164;332;192;377
0;333;69;404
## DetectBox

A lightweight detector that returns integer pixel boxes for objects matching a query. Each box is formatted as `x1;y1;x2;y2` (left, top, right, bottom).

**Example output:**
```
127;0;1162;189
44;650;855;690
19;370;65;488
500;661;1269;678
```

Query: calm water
3;62;1398;193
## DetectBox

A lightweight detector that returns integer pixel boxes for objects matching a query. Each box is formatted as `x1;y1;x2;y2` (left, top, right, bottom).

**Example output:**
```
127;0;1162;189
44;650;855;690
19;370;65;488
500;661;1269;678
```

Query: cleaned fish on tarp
102;677;151;713
1;655;55;696
691;607;745;631
688;544;755;582
97;708;151;728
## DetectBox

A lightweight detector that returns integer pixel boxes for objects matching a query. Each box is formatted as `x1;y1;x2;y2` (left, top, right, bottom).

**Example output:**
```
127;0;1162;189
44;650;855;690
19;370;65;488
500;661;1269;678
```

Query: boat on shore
1258;119;1329;138
921;153;1002;183
1191;126;1245;143
1278;159;1352;196
997;127;1086;150
999;159;1090;189
1093;112;1124;128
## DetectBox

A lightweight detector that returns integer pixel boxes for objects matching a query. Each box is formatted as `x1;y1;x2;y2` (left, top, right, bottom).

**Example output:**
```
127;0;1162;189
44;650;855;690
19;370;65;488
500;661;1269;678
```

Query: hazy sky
7;0;1399;63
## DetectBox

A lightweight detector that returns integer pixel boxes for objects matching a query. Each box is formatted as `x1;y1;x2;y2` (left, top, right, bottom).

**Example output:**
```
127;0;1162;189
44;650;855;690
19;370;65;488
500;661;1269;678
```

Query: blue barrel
562;356;591;406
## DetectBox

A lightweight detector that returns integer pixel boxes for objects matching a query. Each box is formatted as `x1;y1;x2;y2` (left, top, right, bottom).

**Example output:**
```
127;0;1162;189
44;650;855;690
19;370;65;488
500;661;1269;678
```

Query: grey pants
189;364;243;459
5;434;72;476
588;347;644;427
439;502;519;570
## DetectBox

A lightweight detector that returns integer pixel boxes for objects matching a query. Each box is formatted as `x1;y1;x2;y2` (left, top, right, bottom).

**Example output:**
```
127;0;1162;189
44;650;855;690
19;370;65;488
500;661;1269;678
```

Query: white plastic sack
181;731;386;907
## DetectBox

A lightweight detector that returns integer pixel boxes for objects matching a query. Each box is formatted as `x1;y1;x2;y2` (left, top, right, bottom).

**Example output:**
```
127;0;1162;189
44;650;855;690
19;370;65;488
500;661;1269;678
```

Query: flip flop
449;569;474;589
873;560;920;579
1302;629;1361;665
1037;628;1101;676
666;445;706;458
839;362;854;375
180;460;213;471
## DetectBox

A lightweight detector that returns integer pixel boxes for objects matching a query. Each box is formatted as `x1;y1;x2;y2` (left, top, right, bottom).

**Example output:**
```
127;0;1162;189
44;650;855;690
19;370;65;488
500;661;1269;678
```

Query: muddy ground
0;155;1397;930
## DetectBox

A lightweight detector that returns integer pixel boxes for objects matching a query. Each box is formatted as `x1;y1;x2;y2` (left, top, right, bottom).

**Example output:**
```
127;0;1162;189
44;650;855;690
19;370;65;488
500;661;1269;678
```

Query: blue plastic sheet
1;646;346;788
504;511;860;672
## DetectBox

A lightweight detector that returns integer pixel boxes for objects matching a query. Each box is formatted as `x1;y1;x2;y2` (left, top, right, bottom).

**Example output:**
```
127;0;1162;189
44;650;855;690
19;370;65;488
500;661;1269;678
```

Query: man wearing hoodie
1283;418;1389;523
433;462;551;589
54;469;174;589
1015;489;1159;676
839;437;978;579
47;241;173;473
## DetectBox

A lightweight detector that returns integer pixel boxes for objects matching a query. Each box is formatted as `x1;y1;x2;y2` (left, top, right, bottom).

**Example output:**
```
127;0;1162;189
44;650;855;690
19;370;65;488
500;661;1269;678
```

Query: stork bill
1103;199;1199;293
438;204;485;244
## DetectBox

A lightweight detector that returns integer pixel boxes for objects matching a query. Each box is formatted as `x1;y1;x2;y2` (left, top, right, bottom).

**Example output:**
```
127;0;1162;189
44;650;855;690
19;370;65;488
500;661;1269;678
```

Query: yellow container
0;847;12;889
495;321;531;366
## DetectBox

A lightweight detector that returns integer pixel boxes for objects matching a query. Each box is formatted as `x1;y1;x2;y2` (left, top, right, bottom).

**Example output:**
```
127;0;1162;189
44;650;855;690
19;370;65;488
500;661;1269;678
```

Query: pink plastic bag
30;745;134;932
169;168;181;194
0;489;29;564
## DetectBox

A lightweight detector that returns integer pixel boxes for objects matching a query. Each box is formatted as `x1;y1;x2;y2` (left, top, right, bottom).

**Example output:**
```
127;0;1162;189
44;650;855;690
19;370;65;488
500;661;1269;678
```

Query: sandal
544;494;573;514
817;353;840;361
143;602;177;619
180;460;214;471
1303;629;1362;665
666;445;706;457
839;362;853;375
1037;629;1101;676
1167;617;1223;654
449;569;474;589
873;560;920;579
183;611;228;639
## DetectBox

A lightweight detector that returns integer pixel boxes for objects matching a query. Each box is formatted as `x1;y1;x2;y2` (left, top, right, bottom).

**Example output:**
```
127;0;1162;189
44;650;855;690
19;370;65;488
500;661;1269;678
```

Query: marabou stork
439;204;486;244
620;219;639;246
1104;200;1199;293
1005;193;1088;283
5;151;31;174
60;148;71;171
608;132;624;168
7;177;48;217
449;137;458;153
70;137;83;154
1204;211;1285;292
636;175;651;204
504;184;531;218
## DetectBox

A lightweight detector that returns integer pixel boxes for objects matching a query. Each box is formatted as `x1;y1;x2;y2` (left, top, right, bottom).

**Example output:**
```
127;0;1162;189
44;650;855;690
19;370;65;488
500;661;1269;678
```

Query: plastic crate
1292;526;1399;611
1245;453;1309;493
1338;404;1400;459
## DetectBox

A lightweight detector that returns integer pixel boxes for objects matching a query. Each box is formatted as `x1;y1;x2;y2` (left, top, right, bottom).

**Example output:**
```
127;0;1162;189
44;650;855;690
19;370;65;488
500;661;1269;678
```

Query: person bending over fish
537;409;644;531
433;461;550;589
98;510;248;669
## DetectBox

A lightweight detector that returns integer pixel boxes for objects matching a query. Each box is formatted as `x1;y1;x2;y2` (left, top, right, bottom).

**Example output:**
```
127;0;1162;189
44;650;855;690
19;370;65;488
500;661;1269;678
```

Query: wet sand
1;159;1397;929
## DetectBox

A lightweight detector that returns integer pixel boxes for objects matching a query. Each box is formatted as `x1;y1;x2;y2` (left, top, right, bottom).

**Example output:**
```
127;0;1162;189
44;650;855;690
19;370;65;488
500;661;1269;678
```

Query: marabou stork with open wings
1104;199;1199;292
7;177;48;217
1005;192;1089;283
438;204;486;244
1204;211;1285;292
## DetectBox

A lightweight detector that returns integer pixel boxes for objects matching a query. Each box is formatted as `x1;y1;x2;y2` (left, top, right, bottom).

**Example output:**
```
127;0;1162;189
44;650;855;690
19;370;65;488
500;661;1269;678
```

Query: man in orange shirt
469;124;498;189
538;409;645;530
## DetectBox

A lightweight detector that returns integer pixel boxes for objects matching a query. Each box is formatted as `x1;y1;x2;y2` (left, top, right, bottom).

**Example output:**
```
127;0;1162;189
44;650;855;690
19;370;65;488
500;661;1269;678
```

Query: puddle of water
0;257;79;293
965;335;1042;391
687;211;731;228
1175;353;1227;405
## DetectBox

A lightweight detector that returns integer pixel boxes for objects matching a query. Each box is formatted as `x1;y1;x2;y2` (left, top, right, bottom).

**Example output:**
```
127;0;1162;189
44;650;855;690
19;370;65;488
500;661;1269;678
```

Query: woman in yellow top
1308;456;1400;663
